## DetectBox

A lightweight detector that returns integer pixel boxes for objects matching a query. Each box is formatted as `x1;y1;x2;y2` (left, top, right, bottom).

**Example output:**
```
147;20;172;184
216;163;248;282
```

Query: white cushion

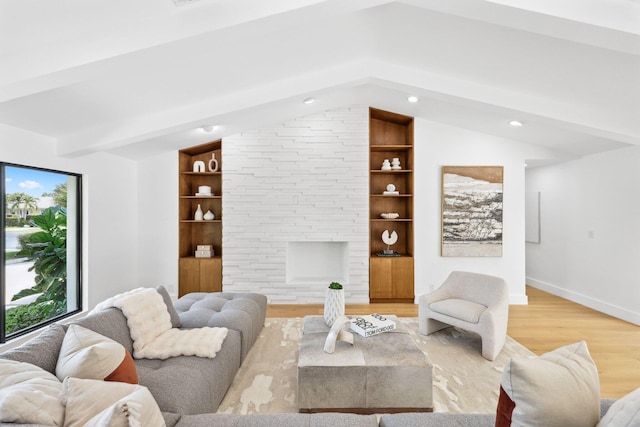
430;298;486;323
62;377;165;427
499;341;600;427
598;387;640;427
56;324;138;384
0;359;64;426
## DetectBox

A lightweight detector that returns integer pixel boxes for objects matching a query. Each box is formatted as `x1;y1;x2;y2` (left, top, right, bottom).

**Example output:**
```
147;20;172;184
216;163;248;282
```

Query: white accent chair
418;271;509;361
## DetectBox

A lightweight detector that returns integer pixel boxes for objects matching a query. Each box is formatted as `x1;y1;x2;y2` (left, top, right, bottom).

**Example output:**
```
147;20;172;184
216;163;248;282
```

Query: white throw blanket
93;288;227;359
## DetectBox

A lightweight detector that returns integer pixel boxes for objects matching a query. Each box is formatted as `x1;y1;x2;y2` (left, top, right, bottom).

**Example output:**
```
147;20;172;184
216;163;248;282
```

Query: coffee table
297;315;433;414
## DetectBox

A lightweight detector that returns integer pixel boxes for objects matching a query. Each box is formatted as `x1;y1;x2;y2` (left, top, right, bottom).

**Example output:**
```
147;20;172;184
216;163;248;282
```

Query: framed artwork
441;166;503;257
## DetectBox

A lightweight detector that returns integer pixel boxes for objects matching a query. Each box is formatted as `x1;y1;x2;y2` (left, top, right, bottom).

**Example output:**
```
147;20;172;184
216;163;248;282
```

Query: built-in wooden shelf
369;107;415;303
178;140;223;297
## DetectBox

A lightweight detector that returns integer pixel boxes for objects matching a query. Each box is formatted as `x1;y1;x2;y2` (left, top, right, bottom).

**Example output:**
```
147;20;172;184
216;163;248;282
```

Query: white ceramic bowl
380;212;400;219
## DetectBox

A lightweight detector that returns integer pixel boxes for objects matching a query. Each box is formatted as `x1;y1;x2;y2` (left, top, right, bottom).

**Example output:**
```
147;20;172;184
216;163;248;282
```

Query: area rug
216;317;535;415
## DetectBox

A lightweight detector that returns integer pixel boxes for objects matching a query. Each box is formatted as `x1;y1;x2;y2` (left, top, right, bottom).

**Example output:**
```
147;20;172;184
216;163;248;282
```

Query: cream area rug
216;317;535;415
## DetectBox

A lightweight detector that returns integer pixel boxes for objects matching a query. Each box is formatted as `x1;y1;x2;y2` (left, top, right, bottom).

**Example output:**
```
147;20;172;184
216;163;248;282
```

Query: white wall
413;119;555;304
526;146;640;325
136;151;179;294
0;124;139;309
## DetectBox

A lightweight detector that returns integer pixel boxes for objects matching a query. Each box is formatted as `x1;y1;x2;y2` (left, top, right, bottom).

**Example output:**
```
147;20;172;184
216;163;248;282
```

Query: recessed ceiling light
407;96;419;103
509;120;523;127
303;97;316;104
200;125;215;133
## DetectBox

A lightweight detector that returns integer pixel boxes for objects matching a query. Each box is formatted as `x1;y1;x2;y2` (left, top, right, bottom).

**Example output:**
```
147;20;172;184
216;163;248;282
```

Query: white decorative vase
204;210;215;220
324;289;345;327
194;204;204;221
208;153;219;172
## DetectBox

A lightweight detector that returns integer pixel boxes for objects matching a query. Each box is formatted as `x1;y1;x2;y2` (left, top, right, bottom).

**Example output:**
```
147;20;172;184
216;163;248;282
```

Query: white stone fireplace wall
222;106;369;303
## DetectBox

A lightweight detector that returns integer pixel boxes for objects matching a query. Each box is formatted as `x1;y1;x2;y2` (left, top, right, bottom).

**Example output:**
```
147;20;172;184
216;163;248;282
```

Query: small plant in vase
324;282;345;327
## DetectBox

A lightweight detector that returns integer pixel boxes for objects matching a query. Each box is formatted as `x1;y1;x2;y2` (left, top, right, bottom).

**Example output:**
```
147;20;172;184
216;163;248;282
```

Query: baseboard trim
526;277;640;326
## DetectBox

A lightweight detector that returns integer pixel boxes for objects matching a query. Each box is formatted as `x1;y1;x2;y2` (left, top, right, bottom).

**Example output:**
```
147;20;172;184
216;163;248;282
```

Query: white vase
204;210;215;220
208;153;219;172
194;204;204;221
324;289;345;327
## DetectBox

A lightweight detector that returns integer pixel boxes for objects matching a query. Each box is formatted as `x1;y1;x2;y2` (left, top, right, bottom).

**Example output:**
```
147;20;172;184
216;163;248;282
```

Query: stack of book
350;314;396;337
195;244;214;258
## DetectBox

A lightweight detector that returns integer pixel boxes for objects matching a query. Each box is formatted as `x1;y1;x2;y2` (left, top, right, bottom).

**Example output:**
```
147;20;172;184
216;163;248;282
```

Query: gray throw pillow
156;286;182;328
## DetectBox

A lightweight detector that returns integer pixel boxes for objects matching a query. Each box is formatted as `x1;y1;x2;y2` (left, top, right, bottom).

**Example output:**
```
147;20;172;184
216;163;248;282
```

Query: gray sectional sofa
0;288;620;427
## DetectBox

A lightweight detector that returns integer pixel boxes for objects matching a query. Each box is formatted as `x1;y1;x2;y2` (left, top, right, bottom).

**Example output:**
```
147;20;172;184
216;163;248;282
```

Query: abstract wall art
441;166;504;257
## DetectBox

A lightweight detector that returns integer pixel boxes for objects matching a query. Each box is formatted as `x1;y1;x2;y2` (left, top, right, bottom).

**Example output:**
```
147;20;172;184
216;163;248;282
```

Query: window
1;163;82;342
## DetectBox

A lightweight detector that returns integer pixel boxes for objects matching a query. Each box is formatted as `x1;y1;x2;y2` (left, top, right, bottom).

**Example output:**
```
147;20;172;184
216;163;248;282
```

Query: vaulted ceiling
1;0;638;162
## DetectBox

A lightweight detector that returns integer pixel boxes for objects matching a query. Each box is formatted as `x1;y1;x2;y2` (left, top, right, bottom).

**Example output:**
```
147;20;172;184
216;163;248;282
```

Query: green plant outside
328;281;343;290
5;207;68;335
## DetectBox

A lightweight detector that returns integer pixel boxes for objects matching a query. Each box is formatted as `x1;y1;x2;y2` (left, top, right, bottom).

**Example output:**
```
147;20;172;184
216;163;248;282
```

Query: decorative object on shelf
193;161;206;173
381;159;391;170
380;229;398;255
208;153;219;172
194;204;204;221
324;282;345;327
195;244;214;258
323;315;353;354
204;210;215;220
391;157;401;170
380;212;399;219
383;183;399;195
196;185;212;196
442;166;504;257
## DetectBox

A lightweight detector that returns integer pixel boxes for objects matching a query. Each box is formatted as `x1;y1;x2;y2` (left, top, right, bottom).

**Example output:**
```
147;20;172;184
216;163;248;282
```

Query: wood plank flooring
267;286;639;399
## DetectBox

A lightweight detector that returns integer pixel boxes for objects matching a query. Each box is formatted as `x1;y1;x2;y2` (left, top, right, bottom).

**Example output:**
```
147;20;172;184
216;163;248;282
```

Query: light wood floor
267;286;639;399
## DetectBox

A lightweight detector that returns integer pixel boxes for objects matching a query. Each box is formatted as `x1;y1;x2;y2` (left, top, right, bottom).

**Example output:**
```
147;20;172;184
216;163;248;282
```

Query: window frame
0;162;83;343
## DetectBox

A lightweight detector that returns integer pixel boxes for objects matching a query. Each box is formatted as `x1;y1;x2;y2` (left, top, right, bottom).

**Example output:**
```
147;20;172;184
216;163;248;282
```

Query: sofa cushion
598;387;640;427
379;412;496;427
175;292;266;360
429;299;487;323
0;359;64;426
174;413;379;427
73;307;135;354
156;286;182;328
0;324;66;374
62;377;165;427
497;341;600;427
134;329;242;414
56;324;138;384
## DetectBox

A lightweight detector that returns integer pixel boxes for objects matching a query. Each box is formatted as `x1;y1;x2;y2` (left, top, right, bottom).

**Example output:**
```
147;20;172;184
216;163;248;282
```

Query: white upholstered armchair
418;271;509;361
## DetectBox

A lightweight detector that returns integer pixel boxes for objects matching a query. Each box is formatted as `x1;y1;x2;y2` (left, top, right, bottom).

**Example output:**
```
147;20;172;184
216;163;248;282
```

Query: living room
0;1;638;424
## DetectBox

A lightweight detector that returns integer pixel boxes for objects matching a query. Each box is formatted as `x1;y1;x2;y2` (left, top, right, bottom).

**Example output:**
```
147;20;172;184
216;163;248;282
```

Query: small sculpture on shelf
379;229;399;256
204;210;215;220
391;157;401;170
381;159;391;170
383;183;399;195
193;161;206;173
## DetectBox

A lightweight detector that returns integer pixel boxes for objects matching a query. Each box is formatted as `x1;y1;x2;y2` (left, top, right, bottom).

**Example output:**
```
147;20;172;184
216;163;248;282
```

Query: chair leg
419;317;451;336
481;335;505;361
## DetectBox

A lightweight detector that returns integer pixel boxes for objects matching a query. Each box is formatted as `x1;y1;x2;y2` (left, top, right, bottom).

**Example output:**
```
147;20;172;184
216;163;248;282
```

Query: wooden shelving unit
369;108;414;302
178;141;223;297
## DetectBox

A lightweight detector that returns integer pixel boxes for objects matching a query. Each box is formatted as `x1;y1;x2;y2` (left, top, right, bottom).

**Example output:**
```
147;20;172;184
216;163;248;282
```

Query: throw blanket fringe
93;288;227;360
